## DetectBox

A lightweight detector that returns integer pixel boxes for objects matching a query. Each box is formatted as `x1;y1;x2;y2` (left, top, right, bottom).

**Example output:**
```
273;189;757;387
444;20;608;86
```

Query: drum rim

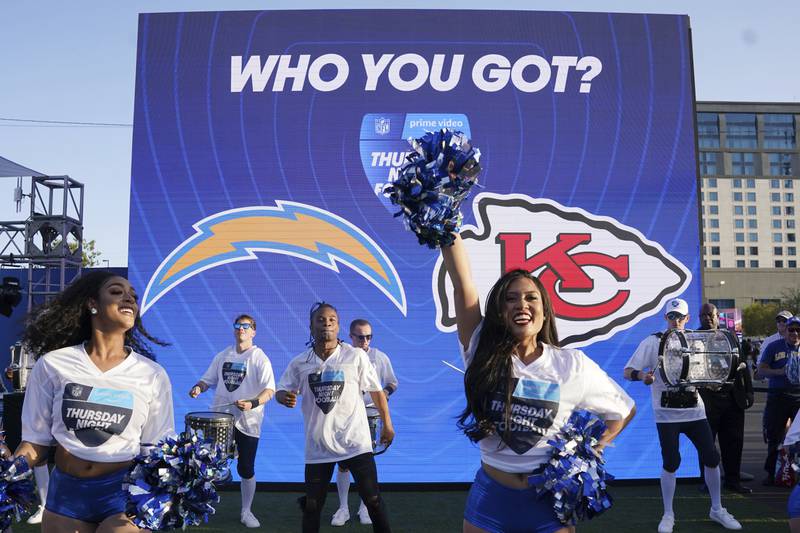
185;410;235;421
659;329;689;387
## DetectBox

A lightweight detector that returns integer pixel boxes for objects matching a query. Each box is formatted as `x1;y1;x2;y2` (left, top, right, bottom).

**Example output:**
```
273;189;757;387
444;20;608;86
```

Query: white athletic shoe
331;507;350;526
358;505;372;525
27;505;44;524
709;507;742;530
657;514;675;533
240;509;260;528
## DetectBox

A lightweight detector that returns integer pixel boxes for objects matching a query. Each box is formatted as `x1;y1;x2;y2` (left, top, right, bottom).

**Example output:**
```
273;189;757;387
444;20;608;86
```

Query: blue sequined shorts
464;467;564;533
46;466;128;523
789;484;800;518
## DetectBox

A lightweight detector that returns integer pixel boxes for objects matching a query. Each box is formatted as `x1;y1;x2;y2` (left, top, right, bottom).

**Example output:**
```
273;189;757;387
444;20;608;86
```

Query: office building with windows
698;102;800;310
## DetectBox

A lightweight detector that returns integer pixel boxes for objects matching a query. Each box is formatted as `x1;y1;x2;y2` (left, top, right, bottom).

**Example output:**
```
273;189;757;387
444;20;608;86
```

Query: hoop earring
90;308;98;315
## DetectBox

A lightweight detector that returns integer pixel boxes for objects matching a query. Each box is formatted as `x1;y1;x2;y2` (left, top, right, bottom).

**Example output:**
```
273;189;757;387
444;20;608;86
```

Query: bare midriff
481;462;529;489
55;446;131;478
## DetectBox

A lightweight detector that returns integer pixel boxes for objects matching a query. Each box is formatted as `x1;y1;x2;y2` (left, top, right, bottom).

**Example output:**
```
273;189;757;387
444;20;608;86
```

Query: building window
735;233;744;242
773;206;782;215
746;178;756;188
773;192;782;202
735;246;745;255
789;247;797;256
749;232;759;242
750;260;760;268
747;206;757;215
772;179;782;188
709;232;720;242
775;247;784;256
773;219;783;229
750;246;759;255
709;205;719;215
726;113;758;148
789;220;796;229
787;206;795;216
711;260;721;268
774;233;784;242
731;152;755;175
791;260;797;268
710;246;720;255
734;205;744;215
733;192;742;202
736;260;745;268
769;153;793;176
699;153;719;176
786;193;795;202
709;192;718;201
776;260;784;268
789;233;797;242
735;219;744;229
746;192;756;202
698;113;721;148
786;179;794;189
732;178;742;188
709;219;720;228
707;177;718;187
763;114;796;149
747;219;758;228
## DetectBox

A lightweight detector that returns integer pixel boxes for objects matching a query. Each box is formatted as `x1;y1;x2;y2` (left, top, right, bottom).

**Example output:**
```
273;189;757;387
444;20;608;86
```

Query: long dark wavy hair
22;270;167;360
457;269;559;443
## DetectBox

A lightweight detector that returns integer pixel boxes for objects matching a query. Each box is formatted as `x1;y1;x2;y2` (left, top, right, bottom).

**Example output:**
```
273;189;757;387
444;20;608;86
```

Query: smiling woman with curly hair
13;271;175;533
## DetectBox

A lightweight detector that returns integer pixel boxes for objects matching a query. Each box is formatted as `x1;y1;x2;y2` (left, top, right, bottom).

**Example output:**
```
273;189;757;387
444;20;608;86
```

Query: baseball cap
786;317;800;329
776;310;793;320
664;298;689;317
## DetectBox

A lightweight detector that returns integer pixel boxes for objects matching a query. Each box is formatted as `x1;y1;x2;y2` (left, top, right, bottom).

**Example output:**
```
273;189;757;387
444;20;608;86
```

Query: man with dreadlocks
276;302;395;533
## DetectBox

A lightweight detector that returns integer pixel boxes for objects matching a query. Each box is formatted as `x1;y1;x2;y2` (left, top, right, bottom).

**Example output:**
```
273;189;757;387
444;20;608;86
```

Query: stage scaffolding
0;175;84;311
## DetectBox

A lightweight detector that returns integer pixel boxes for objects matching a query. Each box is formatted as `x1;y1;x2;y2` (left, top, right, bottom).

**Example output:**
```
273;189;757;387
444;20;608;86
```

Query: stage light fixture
0;277;22;317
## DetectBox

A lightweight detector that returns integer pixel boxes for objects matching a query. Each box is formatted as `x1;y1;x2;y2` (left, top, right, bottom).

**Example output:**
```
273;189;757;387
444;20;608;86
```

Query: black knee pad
302;497;319;514
663;461;680;474
237;464;255;479
701;450;721;469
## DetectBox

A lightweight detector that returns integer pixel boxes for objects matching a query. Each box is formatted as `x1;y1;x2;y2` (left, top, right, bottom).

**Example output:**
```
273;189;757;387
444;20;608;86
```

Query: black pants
764;392;800;478
656;419;720;473
301;453;391;533
699;389;745;483
234;427;259;479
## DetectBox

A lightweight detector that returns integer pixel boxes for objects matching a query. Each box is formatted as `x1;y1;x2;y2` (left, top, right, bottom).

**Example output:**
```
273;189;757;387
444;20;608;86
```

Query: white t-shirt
361;347;398;412
199;345;275;438
277;343;383;463
462;323;634;474
21;344;175;463
624;334;706;423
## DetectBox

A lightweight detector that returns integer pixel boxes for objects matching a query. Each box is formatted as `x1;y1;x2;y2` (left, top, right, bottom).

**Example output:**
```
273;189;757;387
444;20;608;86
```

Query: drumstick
442;360;465;374
210;401;237;409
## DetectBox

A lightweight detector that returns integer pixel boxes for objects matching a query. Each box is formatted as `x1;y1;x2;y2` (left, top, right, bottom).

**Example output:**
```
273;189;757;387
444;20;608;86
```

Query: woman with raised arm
14;271;174;533
441;234;636;533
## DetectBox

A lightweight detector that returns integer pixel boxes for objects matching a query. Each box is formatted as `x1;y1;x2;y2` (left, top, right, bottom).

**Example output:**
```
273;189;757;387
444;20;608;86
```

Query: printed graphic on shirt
488;378;560;454
222;362;247;392
61;383;134;447
309;369;345;414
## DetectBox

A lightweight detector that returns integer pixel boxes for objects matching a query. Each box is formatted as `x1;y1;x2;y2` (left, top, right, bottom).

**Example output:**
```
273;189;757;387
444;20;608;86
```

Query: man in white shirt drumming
276;303;395;533
332;319;398;527
189;314;275;528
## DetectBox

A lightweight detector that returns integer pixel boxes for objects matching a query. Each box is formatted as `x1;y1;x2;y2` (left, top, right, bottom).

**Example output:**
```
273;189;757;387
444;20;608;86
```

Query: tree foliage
780;287;800;317
742;302;780;337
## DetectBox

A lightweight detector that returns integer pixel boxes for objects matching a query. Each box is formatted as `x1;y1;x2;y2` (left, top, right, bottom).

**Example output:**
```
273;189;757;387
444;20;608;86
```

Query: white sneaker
358;505;372;525
240;510;260;528
709;507;742;530
657;514;675;533
331;507;350;526
27;505;44;524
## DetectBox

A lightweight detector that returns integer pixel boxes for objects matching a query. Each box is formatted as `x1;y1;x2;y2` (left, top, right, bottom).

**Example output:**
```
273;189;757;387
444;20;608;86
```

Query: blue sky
1;0;798;266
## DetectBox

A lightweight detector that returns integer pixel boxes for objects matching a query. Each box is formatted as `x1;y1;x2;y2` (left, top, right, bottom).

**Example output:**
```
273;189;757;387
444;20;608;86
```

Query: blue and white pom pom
384;129;481;248
124;434;231;531
0;454;36;530
528;410;614;525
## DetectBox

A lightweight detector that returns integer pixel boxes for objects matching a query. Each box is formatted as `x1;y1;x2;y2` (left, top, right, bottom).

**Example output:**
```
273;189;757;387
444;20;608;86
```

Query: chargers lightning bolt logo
140;201;406;315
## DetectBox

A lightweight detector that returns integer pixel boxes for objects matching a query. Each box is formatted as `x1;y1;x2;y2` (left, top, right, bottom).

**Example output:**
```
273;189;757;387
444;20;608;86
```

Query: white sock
34;465;50;507
336;469;350;511
660;469;676;517
358;500;367;514
704;465;723;511
240;476;256;514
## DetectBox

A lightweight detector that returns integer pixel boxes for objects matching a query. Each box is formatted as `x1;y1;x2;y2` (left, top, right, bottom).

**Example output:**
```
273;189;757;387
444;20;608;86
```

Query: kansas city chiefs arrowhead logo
433;193;692;347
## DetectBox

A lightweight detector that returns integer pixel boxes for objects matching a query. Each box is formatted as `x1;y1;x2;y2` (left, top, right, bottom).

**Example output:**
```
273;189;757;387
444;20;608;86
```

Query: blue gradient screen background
129;10;701;482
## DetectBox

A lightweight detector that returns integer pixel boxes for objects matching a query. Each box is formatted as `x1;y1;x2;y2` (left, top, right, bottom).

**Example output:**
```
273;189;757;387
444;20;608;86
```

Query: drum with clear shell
184;411;236;457
8;342;34;391
366;406;389;456
658;328;740;388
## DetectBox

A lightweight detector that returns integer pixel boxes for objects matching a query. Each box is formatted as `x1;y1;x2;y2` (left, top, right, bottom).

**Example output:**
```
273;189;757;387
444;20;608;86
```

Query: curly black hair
457;269;559;443
22;270;167;360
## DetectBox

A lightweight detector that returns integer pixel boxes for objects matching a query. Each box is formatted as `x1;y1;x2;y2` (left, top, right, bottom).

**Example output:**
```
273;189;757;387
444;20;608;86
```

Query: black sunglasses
352;334;372;341
788;328;800;334
666;312;686;321
234;322;254;330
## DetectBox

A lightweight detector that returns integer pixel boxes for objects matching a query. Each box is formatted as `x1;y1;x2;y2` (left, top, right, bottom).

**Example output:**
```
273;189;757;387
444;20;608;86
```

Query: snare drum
8;343;34;391
658;328;740;388
184;411;236;457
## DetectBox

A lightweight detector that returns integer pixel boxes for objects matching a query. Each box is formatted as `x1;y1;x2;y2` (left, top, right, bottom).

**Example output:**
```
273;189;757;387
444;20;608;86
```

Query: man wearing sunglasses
758;315;800;486
188;315;275;528
758;310;793;366
624;298;741;532
696;303;754;495
331;319;399;527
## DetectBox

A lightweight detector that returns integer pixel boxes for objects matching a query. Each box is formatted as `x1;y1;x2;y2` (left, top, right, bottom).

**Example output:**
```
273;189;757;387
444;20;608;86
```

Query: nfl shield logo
374;117;390;135
70;385;83;397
